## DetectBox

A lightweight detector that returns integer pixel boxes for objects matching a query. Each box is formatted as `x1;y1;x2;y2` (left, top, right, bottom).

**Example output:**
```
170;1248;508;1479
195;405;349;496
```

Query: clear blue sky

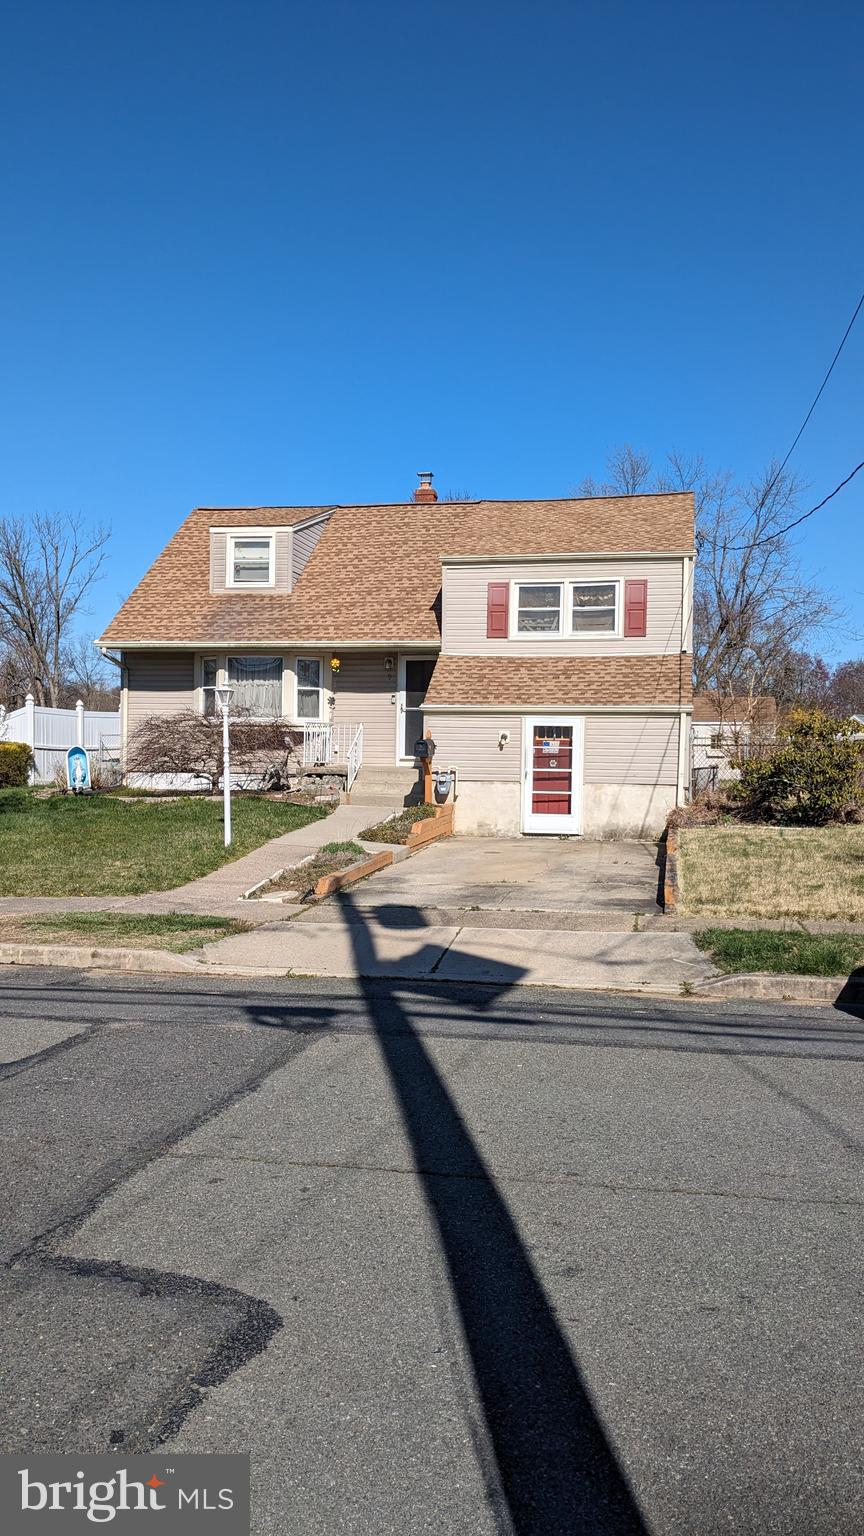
1;0;862;655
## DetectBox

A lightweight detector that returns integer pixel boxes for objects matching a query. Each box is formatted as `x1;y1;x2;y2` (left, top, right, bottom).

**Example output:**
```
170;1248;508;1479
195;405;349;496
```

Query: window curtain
227;657;282;717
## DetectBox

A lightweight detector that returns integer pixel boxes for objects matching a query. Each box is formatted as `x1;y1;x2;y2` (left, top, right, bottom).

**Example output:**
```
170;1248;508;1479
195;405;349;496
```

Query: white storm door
522;717;583;834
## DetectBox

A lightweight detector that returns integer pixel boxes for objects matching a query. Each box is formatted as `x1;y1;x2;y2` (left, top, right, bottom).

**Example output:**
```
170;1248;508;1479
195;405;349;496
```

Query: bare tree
0;512;110;706
578;444;653;498
60;635;120;710
827;658;864;718
577;444;840;707
441;489;478;502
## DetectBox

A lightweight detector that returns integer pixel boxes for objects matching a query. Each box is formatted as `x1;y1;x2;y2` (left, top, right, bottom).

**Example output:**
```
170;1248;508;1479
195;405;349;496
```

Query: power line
738;283;864;533
729;458;864;550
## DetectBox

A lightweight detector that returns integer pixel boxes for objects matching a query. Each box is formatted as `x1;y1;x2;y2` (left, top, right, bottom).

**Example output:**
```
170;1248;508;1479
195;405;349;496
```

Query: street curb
0;943;206;973
693;971;863;1004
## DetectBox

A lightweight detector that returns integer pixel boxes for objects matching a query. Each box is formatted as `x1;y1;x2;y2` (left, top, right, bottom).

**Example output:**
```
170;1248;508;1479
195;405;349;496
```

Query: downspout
100;648;128;778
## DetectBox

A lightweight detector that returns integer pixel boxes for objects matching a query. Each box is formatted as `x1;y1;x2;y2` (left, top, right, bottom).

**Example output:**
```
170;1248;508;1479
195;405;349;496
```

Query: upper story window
511;579;621;637
228;535;274;587
515;583;563;634
571;581;617;632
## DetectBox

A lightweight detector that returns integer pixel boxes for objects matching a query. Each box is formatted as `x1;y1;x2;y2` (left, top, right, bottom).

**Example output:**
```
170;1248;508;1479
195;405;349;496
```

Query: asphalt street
0;966;862;1535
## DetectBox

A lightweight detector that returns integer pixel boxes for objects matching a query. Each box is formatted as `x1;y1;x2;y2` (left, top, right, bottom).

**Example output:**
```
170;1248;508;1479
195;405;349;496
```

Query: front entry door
399;656;437;760
522;717;583;834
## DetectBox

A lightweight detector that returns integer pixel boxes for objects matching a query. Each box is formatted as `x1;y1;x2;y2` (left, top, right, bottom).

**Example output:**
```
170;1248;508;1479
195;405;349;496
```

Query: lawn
693;927;864;977
0;912;250;953
677;824;864;920
0;789;328;897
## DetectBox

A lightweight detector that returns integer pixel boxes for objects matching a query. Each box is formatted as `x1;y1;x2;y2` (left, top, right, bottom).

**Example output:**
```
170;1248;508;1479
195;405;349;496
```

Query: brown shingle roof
692;693;777;724
98;493;694;646
424;654;692;709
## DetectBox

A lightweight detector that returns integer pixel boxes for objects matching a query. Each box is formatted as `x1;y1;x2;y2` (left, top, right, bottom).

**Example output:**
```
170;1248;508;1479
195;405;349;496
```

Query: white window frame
507;578;622;639
226;532;276;589
568;578;621;637
200;655;220;717
293;655;326;723
510;581;564;638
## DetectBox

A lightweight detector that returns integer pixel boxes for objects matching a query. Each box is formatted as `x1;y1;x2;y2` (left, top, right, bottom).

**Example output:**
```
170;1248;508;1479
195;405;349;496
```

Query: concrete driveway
342;835;662;918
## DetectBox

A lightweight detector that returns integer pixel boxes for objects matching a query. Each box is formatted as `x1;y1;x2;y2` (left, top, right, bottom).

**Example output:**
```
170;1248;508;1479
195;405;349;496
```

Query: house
97;475;695;837
690;693;777;790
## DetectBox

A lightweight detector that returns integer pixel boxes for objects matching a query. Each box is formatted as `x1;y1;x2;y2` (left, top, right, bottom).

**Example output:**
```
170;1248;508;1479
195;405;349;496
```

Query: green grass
693;927;864;977
360;804;438;844
0;789;329;896
0;911;249;953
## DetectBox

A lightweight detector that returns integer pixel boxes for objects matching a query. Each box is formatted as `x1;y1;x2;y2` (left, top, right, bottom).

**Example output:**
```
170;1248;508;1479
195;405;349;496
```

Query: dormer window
228;534;274;587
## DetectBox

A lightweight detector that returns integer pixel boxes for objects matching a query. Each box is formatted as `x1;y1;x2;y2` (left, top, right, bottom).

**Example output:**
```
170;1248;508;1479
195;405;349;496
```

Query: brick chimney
413;471;438;504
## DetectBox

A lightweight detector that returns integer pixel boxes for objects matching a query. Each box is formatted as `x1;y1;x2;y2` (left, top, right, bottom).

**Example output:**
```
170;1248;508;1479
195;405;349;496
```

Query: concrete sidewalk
200;911;714;992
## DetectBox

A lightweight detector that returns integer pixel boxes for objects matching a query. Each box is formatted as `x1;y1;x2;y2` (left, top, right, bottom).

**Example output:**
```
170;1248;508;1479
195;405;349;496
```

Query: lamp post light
215;683;235;847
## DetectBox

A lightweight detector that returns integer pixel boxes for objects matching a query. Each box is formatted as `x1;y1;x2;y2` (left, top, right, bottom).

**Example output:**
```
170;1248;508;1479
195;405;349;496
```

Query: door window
530;723;574;816
403;658;436;757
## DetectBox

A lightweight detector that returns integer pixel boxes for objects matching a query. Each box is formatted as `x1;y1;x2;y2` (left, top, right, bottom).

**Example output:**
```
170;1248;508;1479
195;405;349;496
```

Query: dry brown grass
678;825;864;920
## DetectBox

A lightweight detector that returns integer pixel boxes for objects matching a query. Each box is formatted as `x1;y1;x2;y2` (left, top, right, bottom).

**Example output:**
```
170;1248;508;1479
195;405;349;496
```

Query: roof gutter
439;549;697;565
95;638;442;652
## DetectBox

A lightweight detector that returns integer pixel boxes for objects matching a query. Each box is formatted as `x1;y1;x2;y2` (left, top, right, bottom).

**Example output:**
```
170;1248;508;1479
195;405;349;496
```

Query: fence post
75;698;85;746
24;693;36;784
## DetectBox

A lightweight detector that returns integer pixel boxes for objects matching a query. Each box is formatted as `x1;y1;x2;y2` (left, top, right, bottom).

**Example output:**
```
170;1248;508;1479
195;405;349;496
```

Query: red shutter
486;581;509;639
623;579;647;637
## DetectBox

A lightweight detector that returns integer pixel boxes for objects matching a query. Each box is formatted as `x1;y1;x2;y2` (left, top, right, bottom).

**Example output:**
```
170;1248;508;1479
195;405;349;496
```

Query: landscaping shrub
738;708;863;826
126;710;304;788
0;741;33;787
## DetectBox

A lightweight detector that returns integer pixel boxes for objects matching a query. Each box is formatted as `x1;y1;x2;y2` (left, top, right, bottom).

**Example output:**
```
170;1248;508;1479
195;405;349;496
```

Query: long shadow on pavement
334;890;647;1536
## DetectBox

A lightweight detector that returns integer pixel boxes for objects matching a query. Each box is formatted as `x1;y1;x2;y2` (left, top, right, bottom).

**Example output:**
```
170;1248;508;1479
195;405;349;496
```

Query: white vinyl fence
0;694;121;784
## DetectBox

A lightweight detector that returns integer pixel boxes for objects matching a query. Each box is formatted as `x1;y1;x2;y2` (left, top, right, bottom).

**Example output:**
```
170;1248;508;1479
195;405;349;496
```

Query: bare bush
126;710;304;788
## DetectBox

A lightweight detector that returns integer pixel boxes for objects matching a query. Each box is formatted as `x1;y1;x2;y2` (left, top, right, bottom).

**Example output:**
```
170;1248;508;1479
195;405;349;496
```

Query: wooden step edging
313;849;394;898
662;827;680;912
405;803;455;850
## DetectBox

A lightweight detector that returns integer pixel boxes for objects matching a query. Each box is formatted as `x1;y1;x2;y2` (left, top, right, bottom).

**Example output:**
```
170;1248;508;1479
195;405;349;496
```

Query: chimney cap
413;471;438;504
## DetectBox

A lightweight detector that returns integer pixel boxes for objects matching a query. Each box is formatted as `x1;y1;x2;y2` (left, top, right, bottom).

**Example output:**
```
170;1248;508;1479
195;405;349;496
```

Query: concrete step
341;790;410;809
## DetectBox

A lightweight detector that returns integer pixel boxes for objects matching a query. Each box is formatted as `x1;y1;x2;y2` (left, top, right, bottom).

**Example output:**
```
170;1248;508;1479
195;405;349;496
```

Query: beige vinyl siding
210;532;228;593
426;711;679;786
423;714;523;780
292;515;331;584
441;560;684;656
274;530;292;588
331;653;396;767
584;714;679;785
126;652;195;735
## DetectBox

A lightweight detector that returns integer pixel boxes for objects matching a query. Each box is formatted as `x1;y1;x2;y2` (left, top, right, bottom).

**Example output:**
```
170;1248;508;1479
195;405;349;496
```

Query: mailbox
414;736;436;761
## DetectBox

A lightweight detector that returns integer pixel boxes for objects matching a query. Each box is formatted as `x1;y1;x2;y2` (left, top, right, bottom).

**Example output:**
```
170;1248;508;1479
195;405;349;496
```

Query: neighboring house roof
98;493;694;647
692;693;777;726
424;654;691;709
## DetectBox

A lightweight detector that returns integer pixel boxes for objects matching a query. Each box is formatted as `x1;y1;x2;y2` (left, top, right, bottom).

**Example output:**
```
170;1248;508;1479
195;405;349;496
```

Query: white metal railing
301;720;361;768
346;723;363;794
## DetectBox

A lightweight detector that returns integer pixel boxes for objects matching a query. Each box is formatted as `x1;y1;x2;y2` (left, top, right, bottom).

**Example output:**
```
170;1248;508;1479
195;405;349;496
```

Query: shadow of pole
336;891;648;1536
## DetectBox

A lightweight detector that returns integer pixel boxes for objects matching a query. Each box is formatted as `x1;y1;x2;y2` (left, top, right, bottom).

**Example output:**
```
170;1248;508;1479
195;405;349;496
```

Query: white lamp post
215;683;235;847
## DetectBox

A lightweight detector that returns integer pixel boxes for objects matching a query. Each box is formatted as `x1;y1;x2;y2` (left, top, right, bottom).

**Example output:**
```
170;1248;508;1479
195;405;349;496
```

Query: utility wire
728;458;864;550
734;283;864;537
